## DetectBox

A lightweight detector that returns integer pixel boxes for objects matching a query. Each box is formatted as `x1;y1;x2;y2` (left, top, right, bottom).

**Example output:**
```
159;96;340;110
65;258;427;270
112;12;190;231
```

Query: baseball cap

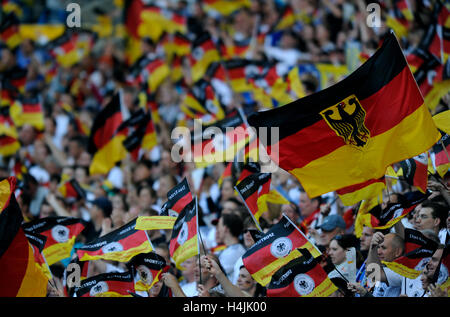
92;197;113;218
319;214;346;232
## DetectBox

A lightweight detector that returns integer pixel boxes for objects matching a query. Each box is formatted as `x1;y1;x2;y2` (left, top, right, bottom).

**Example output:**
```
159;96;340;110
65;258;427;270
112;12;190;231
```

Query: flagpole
195;196;204;286
440;139;450;163
234;185;263;232
282;213;322;256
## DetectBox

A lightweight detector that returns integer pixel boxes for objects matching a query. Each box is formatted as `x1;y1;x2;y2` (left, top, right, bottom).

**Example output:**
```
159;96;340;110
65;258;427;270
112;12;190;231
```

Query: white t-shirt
372;267;403;297
181;281;198;297
218;243;246;281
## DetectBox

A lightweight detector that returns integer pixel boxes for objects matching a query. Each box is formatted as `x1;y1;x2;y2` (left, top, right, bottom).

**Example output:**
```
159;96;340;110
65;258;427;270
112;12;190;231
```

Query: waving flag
87;93;128;175
242;215;321;286
169;200;199;270
336;176;386;207
22;217;85;266
0;177;48;297
267;248;337;297
58;178;87;202
64;256;90;297
431;130;450;177
202;0;251;17
160;178;193;217
397;152;429;193
76;218;153;262
383;228;439;279
0;106;20;156
188;33;221;83
24;232;52;279
135;216;177;231
235;172;271;228
128;252;166;291
248;33;440;199
74;271;134;297
0;12;21;50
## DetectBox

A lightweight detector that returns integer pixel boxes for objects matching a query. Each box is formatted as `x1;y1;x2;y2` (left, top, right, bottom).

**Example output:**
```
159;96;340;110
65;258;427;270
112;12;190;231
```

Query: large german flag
128;252;166;291
88;93;128;175
169;200;199;270
336;176;386;207
0;177;48;297
248;33;441;199
22;217;85;266
74;271;134;297
235;172;271;228
242;215;321;286
160;177;193;217
383;228;439;279
267;248;338;297
76;218;153;262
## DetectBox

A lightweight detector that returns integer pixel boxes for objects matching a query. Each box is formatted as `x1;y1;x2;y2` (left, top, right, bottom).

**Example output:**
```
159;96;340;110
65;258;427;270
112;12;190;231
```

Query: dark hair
421;200;448;230
332;234;358;250
221;213;244;238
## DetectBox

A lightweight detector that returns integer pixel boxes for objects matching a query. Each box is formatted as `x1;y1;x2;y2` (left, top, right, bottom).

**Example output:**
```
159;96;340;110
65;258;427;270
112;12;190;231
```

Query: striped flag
22;217;85;266
247;33;440;199
74;271;134;297
128;252;166;291
267;248;338;297
160;177;193;217
242;214;321;286
0;177;48;297
58;179;87;202
431;130;450;178
24;232;52;279
336;176;386;207
188;32;221;83
397;152;429;193
0;12;21;49
76;218;153;262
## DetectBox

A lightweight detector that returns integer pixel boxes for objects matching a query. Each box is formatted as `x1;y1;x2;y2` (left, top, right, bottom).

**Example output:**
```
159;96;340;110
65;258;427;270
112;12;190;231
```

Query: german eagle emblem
320;95;370;148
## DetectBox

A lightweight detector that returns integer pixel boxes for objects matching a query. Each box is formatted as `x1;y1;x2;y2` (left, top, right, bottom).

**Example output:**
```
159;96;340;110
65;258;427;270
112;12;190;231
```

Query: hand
320;203;331;216
161;272;179;290
370;232;384;248
428;283;446;297
197;284;210;297
347;282;367;296
201;255;222;278
427;180;446;192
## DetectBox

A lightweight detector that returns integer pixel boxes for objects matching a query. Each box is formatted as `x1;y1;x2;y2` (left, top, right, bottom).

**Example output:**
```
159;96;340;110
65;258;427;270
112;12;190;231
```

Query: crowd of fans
1;0;449;298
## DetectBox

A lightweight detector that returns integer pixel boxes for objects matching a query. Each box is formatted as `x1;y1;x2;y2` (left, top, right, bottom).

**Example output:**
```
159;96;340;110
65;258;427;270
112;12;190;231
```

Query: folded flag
22;216;85;266
383;228;439;279
242;214;321;286
76;218;153;262
397;152;429;193
128;251;166;291
247;33;440;199
74;271;134;297
169;200;199;270
0;177;48;297
267;248;338;297
160;177;193;217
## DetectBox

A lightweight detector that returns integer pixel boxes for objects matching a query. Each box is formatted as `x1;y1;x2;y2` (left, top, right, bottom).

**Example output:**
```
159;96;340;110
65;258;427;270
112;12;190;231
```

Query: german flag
160;178;193;217
74;271;134;297
0;177;48;297
0;106;20;156
76;218;153;263
336;176;386;207
47;31;84;68
0;12;21;50
397;152;429;193
386;1;412;38
188;32;221;83
274;5;296;31
13;96;45;131
159;32;191;60
7;66;27;94
64;256;90;297
58;178;87;202
419;2;450;62
267;248;338;297
383;228;439;279
286;66;307;99
169;200;199;270
235;172;271;227
0;80;18;107
223;59;264;93
190;112;250;168
22;217;85;266
247;33;441;199
88;93;128;175
431;130;450;177
128;252;166;291
210;244;227;255
242;215;321;286
135;216;177;231
237;161;261;184
24;232;52;279
141;58;170;93
357;191;430;231
202;0;251;17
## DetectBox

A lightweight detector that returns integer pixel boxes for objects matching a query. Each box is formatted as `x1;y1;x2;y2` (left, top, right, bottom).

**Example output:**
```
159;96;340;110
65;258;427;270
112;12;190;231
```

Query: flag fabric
274;5;296;31
336;176;386;207
0;106;20;156
386;0;413;38
24;231;52;279
235;172;271;227
128;251;166;291
64;256;90;297
383;228;439;279
76;218;153;262
397;152;429;193
74;271;134;297
169;200;199;270
247;33;441;199
267;248;338;297
431;130;450;178
0;177;48;297
12;96;45;130
87;93;128;175
190;112;250;168
22;217;86;266
188;32;221;83
242;215;321;286
160;177;193;217
202;0;251;17
58;178;87;202
432;110;450;135
135;216;177;231
0;12;22;50
356;191;430;231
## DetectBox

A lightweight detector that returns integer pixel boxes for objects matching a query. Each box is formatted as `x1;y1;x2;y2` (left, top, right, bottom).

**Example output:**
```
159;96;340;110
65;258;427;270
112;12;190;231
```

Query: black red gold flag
336;176;386;207
58;178;87;202
160;177;193;217
74;271;134;297
76;218;153;262
188;32;221;83
242;215;321;286
247;33;440;199
431;130;450;177
22;216;85;266
0;177;48;297
267;248;338;297
0;12;21;49
398;152;429;193
383;228;439;279
128;251;166;291
24;231;52;279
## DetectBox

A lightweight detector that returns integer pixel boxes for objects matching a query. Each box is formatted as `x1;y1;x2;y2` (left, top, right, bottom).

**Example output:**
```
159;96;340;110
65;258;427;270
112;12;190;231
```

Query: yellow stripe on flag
135;216;177;230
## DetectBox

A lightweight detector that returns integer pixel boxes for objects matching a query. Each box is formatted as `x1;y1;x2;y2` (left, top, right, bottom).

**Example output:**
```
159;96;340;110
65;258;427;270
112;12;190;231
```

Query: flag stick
283;213;322;256
234;185;263;232
440;139;450;163
195;196;204;285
